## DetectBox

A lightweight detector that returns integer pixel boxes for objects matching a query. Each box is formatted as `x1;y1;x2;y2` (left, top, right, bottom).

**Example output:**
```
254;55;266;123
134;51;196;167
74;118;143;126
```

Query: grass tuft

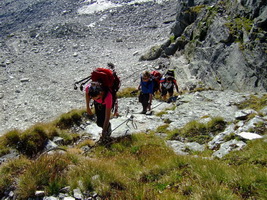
169;117;226;144
117;87;138;98
236;94;267;111
55;109;86;129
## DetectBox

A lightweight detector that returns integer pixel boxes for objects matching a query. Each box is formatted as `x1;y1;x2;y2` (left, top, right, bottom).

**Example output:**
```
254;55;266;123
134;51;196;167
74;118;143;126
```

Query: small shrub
3;130;21;147
17;125;49;157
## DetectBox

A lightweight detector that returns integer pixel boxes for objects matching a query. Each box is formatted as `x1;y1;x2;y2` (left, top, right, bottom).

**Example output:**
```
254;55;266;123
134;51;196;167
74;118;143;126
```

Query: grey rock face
145;0;267;92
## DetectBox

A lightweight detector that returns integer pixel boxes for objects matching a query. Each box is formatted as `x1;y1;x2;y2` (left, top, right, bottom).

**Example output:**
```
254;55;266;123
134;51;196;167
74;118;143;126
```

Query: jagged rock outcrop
141;0;267;92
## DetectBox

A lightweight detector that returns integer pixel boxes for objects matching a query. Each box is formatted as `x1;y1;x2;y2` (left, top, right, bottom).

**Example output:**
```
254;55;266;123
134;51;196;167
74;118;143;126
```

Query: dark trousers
139;92;150;112
94;101;111;130
161;86;174;96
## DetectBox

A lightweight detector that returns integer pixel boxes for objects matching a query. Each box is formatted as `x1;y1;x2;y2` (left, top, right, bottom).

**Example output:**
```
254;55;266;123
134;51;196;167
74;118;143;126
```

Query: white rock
237;132;263;140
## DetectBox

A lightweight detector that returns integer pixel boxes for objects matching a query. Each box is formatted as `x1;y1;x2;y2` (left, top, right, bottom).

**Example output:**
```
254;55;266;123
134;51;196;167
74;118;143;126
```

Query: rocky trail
0;0;177;134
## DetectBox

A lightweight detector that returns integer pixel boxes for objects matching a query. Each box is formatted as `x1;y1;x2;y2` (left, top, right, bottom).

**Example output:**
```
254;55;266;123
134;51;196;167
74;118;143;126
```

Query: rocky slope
142;0;267;92
0;0;177;134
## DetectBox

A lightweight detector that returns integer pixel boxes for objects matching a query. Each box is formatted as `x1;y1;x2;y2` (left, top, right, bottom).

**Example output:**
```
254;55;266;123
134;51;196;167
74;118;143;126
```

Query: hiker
151;70;162;95
160;73;179;102
85;82;112;141
138;71;154;114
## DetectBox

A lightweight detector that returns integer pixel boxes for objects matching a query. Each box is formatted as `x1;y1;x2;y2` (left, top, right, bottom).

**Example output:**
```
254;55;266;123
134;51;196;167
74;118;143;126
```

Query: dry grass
0;95;266;199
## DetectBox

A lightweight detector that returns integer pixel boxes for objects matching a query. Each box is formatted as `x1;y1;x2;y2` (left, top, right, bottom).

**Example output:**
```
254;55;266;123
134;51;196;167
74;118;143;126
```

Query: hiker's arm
85;92;93;115
102;107;111;134
138;83;141;90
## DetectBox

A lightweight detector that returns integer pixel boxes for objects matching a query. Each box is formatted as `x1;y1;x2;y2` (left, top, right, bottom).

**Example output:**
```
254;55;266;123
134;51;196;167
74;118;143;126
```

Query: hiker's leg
161;88;167;101
113;98;119;117
168;86;174;98
107;123;112;137
142;93;149;112
94;101;105;128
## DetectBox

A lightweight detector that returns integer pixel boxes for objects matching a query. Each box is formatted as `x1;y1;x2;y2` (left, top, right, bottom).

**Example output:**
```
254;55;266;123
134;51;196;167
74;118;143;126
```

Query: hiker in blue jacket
138;71;154;114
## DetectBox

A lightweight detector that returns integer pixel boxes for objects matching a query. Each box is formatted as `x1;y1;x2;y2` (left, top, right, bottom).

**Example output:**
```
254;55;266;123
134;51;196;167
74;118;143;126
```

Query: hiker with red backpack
160;69;179;102
138;71;154;114
150;70;162;95
85;82;112;141
80;64;120;142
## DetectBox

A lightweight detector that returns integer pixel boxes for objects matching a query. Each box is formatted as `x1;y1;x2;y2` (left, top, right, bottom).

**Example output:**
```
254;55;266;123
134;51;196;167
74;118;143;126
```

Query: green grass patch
0;132;266;199
169;117;227;144
16;152;75;199
223;139;267;167
225;17;253;43
55;109;86;129
235;94;267;112
117;87;138;98
0;157;31;195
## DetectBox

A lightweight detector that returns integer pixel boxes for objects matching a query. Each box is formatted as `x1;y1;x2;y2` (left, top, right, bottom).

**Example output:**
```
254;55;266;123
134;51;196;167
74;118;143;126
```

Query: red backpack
151;70;162;80
91;68;114;88
91;68;120;92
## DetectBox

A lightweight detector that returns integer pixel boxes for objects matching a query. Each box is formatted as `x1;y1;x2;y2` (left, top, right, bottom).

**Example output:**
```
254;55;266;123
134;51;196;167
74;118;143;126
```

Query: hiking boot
98;136;111;145
139;110;146;114
146;111;153;115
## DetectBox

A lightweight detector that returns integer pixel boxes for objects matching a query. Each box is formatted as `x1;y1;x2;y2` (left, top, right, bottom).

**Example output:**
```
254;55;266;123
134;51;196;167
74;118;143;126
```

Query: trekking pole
109;115;137;134
151;101;165;110
74;76;91;90
126;115;137;129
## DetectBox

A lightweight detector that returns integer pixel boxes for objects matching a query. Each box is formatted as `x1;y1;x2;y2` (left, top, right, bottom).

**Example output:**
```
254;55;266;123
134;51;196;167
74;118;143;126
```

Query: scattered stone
53;136;64;145
236;132;263;140
185;142;205;152
20;78;30;82
73;188;83;200
208;124;235;150
212;139;246;158
166;140;189;155
235;109;257;120
60;186;71;193
63;197;75;200
8;191;14;198
44;140;58;151
44;196;59;200
260;106;267;115
35;191;45;197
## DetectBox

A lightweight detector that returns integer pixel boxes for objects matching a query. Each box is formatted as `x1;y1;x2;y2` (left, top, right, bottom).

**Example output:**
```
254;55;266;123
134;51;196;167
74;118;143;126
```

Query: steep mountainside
0;0;177;134
142;0;267;92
